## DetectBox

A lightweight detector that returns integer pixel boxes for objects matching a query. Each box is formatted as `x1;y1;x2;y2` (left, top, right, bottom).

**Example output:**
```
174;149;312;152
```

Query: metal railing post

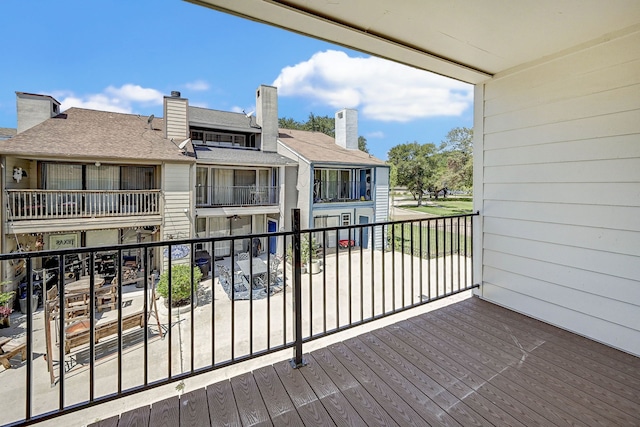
290;208;306;368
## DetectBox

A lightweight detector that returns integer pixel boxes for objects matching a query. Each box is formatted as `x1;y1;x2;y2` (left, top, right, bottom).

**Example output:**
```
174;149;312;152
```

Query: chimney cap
170;91;181;98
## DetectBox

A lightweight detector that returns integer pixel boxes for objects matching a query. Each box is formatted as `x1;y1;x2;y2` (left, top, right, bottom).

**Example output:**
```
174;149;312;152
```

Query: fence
0;211;478;426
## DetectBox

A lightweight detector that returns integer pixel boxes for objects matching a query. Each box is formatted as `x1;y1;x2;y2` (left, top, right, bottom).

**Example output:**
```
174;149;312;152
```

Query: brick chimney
16;92;61;133
163;91;188;140
256;85;278;152
335;108;358;150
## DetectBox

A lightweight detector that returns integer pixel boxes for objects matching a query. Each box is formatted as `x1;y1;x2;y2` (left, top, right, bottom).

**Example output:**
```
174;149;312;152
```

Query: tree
278;117;302;129
279;112;369;152
440;127;473;191
303;113;335;137
358;136;369;153
387;142;445;206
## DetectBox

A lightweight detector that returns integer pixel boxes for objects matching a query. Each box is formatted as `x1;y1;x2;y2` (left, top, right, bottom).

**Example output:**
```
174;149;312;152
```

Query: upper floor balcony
313;179;371;203
5;189;161;221
195;185;279;208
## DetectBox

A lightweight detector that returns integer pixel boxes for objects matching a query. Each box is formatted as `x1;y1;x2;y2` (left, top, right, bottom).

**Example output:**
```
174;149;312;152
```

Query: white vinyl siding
479;28;640;356
164;97;188;140
374;167;389;250
163;163;191;242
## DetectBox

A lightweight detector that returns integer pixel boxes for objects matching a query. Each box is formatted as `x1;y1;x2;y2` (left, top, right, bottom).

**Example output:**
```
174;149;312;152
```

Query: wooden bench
64;311;146;354
0;339;27;369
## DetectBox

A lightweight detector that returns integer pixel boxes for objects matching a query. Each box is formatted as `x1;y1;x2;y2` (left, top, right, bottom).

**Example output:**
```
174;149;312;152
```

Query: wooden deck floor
89;297;640;426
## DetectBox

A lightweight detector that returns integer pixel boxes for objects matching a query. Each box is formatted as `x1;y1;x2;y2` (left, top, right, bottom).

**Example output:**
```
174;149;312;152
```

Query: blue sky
0;0;473;160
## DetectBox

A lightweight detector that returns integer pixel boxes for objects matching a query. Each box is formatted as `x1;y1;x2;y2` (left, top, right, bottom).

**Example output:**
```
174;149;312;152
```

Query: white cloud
231;105;255;115
366;131;385;139
184;80;210;91
273;50;473;122
190;101;209;109
56;84;163;114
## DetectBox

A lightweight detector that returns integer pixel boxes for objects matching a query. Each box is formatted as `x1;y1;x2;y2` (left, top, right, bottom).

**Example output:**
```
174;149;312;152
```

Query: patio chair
237;252;250;261
0;338;26;369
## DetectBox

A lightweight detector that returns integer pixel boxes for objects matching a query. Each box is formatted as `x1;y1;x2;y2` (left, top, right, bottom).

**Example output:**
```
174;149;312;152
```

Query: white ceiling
188;0;640;83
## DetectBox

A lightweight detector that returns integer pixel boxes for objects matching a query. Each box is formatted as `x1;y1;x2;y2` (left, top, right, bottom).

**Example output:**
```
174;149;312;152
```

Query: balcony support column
290;208;307;368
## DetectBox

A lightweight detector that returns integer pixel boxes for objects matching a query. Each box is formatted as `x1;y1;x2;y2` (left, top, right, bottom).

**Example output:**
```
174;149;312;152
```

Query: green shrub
156;264;202;305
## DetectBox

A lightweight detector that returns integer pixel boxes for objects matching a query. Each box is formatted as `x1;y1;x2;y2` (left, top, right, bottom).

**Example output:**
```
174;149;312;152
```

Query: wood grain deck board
308;351;399;427
87;415;119;427
372;326;494;427
253;365;304;424
148;396;179;427
272;360;336;427
362;330;490;427
346;336;462;426
439;307;597;426
441;304;640;416
206;380;241;427
118;406;150;427
398;319;528;427
230;372;273;427
412;310;639;425
328;341;431;426
92;297;640;427
459;299;640;378
461;304;640;425
180;388;211;427
299;356;367;426
455;299;640;388
413;311;594;426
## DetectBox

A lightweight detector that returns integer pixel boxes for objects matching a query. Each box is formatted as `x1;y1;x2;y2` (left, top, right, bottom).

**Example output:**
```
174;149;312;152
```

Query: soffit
189;0;640;83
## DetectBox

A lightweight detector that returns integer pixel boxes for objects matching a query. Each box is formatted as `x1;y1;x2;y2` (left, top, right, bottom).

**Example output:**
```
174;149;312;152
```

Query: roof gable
0;108;194;163
278;128;385;166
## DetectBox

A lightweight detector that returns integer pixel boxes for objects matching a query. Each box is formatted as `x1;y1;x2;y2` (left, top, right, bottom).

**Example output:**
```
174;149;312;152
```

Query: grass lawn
406;197;473;216
391;221;472;258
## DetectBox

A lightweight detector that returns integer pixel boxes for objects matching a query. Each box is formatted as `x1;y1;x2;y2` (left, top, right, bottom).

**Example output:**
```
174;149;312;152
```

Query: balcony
195;185;279;207
1;212;638;426
5;189;161;221
314;180;370;203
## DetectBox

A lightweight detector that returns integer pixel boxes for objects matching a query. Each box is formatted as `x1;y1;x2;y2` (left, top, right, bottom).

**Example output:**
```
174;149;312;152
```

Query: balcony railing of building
313;180;370;203
5;189;161;221
195;185;279;207
0;210;477;426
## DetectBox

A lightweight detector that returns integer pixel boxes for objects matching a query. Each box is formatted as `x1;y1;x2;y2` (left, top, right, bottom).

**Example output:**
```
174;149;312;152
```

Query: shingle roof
0;127;16;139
0;108;194;163
189;106;261;133
278;129;386;166
194;146;296;166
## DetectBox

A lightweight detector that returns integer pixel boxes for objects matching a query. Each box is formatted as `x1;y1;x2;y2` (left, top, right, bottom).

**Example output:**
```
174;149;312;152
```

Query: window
341;213;351;226
121;166;155;190
190;129;253;148
314;168;353;201
196;167;209;205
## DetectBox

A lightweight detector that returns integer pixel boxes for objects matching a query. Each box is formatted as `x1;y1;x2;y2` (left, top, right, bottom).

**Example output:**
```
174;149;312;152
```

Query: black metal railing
313;179;370;203
0;211;478;426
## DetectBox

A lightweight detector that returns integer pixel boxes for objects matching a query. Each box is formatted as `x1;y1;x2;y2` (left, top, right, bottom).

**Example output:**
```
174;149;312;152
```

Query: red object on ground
338;239;355;249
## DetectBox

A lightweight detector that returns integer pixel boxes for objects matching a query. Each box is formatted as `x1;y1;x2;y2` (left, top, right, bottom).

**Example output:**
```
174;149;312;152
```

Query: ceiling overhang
188;0;640;85
187;0;492;84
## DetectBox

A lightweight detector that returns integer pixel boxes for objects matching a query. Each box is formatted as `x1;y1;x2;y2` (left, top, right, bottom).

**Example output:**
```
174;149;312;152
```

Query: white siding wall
374;166;390;250
479;28;640;356
282;165;298;231
164;97;188;141
162;163;192;241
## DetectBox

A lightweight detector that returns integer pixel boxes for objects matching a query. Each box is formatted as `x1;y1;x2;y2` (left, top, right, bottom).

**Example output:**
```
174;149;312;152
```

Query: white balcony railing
6;189;160;220
195;185;279;207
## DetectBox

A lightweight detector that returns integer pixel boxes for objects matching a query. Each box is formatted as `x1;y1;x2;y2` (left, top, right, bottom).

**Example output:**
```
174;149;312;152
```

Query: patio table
236;258;268;278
